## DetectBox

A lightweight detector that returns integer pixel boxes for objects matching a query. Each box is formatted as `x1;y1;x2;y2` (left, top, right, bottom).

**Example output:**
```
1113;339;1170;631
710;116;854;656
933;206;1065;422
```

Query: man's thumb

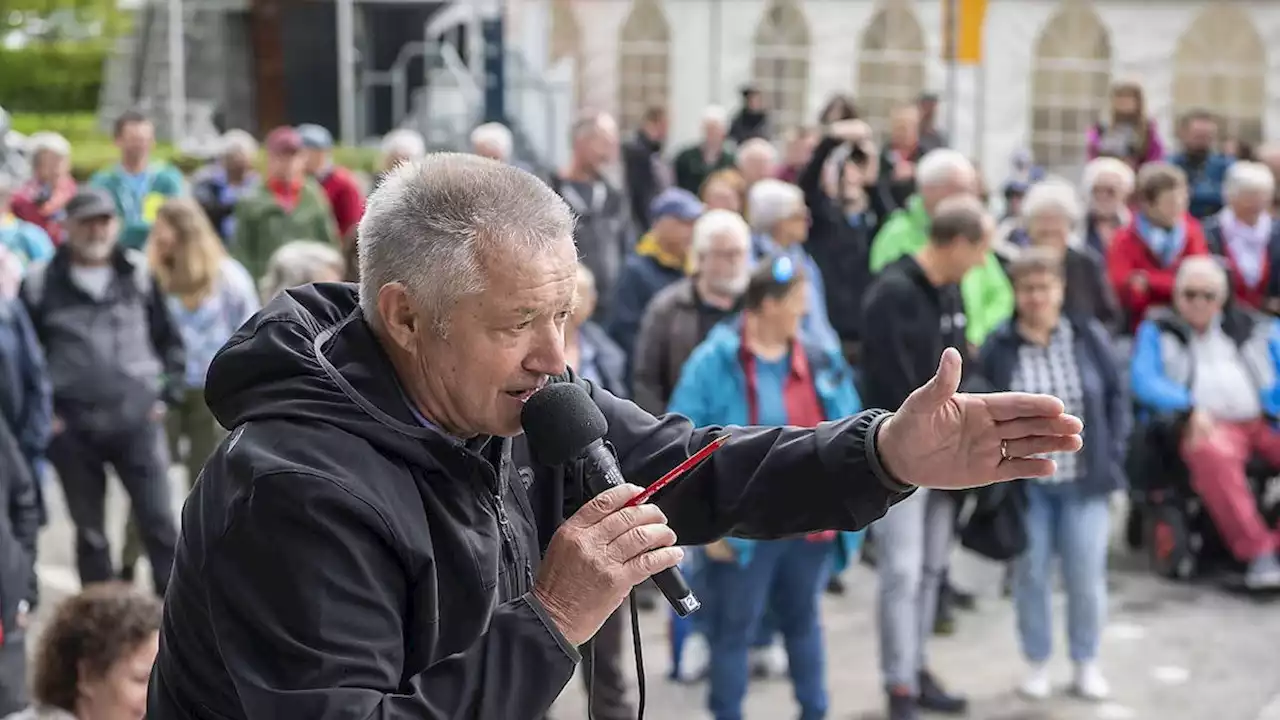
905;347;963;411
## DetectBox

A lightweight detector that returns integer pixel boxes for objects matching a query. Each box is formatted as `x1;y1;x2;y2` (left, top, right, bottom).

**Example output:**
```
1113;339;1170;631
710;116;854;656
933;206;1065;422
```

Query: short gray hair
690;209;750;270
220;129;258;158
702;105;729;128
259;240;345;302
25;131;70;159
1175;255;1229;297
358;153;575;335
1224;161;1276;200
737;138;778;168
1081;156;1135;197
470;122;514;160
380;129;426;161
746;179;803;233
916;148;974;189
1021;178;1083;225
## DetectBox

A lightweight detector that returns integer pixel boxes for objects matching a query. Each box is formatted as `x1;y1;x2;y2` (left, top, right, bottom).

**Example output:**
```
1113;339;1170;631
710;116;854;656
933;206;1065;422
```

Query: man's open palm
876;348;1084;489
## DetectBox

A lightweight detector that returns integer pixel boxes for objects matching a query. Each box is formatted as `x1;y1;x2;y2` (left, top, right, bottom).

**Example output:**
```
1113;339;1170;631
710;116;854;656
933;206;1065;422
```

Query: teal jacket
89;162;186;250
667;319;865;570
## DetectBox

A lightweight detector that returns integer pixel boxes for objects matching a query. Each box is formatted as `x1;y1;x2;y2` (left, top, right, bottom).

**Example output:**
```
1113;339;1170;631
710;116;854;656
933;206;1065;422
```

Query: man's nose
526;324;568;377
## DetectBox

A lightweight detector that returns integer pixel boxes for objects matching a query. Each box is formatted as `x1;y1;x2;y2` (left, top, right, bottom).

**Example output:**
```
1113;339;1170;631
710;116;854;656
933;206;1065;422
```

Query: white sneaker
1073;662;1111;701
676;634;709;683
1018;663;1052;700
748;642;788;678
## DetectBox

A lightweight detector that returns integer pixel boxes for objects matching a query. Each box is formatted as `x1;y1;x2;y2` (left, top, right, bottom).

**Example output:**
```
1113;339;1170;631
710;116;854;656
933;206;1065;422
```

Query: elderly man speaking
148;154;1081;719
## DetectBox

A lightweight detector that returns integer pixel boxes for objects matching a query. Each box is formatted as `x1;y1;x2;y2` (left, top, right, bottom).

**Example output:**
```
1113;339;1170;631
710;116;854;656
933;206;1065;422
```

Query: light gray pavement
30;470;1280;719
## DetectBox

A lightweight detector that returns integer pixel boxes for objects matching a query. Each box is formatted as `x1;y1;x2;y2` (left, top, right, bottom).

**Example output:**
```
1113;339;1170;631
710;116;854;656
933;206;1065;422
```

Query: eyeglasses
771;255;796;284
1180;289;1219;302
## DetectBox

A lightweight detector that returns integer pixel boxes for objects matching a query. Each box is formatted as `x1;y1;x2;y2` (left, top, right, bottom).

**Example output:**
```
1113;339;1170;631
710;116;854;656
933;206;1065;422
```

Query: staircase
98;0;255;146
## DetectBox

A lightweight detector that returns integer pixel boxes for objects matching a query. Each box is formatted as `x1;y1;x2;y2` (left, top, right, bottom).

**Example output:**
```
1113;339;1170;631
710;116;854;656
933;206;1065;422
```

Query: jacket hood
204;282;460;468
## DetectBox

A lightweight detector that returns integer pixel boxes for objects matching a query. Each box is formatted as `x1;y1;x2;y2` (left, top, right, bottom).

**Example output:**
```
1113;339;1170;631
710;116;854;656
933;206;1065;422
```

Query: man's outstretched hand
876;347;1084;489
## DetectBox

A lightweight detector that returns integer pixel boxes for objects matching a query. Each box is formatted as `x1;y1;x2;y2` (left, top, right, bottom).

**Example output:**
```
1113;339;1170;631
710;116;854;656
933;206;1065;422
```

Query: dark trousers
0;638;27;715
580;607;634;720
48;420;177;595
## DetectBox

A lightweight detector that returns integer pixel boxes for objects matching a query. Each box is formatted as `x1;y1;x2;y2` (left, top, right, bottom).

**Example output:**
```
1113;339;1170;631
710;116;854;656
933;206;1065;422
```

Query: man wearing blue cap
298;124;365;247
606;187;703;379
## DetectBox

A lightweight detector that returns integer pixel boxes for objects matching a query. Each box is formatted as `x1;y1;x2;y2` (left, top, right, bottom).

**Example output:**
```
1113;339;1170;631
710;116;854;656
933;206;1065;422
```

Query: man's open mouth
506;379;547;402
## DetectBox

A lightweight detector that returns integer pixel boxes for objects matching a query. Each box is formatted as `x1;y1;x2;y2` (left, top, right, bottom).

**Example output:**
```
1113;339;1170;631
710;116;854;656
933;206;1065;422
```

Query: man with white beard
20;187;183;596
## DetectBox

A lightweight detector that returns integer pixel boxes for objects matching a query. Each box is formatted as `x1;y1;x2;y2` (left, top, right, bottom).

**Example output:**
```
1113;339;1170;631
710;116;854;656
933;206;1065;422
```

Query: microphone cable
585;591;647;720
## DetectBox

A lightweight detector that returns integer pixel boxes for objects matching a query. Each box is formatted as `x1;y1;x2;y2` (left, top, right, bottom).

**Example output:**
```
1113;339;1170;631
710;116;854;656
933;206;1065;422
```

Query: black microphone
522;382;701;617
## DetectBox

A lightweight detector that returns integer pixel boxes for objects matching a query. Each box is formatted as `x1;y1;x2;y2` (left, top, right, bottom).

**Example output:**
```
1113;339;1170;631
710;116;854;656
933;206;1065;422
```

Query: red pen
624;433;730;507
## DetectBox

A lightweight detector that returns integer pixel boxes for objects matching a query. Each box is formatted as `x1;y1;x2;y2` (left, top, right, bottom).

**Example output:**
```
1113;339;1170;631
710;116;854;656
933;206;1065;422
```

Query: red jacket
10;176;77;245
1201;214;1280;310
318;166;365;240
1106;213;1209;332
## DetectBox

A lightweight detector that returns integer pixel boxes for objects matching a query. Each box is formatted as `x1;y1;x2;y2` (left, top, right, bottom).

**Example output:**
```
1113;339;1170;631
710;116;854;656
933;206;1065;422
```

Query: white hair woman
9;131;75;244
746;178;840;350
1080;157;1134;253
258;239;346;302
470;123;513;163
1010;179;1122;330
736;138;778;188
377;129;427;181
1201;160;1278;310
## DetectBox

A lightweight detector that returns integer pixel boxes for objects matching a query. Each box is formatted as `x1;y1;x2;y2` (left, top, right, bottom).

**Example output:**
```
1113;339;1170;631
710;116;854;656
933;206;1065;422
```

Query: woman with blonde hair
1087;82;1164;170
121;199;260;580
145;199;259;473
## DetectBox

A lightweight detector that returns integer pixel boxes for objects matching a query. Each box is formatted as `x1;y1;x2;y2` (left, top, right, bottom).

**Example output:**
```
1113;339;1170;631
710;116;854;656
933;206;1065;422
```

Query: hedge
0;46;107;114
15;112;384;180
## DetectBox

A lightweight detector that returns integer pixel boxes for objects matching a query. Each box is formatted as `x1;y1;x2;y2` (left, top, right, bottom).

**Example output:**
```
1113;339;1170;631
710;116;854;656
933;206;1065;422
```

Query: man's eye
513;320;533;331
555;310;572;322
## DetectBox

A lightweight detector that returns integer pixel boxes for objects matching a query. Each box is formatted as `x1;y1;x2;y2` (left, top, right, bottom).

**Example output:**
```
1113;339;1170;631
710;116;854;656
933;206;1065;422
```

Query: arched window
1029;0;1112;176
616;0;671;134
549;0;585;110
855;0;927;138
1172;4;1266;144
752;0;811;133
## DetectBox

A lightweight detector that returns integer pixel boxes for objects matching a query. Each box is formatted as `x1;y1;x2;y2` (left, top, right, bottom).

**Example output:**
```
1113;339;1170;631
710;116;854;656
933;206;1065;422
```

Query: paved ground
31;470;1280;720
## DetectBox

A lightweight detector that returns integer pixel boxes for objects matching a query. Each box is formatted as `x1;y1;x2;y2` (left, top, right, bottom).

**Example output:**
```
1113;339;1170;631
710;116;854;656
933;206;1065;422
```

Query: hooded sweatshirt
147;282;909;719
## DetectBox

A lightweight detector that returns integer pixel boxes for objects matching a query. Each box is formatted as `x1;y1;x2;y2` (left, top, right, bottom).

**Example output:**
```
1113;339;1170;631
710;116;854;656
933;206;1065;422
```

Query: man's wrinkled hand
532;484;683;647
876;348;1084;489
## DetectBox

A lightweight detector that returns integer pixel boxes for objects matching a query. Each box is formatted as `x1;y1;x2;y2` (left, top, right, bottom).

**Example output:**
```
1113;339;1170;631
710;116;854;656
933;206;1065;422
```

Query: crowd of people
0;74;1277;720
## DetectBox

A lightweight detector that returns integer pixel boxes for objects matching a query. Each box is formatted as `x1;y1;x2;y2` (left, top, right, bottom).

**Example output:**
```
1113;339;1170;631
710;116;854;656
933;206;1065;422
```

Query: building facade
505;0;1277;186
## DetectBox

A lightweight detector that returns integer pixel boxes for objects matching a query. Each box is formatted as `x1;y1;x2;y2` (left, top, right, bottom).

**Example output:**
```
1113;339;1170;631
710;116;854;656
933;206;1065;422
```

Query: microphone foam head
520;382;608;466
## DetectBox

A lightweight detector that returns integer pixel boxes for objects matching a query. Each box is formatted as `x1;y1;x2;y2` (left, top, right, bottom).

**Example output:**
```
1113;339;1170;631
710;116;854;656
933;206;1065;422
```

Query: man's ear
376;283;419;353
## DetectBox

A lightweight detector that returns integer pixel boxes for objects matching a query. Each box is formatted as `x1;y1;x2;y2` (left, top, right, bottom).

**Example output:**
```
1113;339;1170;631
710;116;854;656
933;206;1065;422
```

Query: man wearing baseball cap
20;186;183;596
298;124;364;247
231;126;338;280
606;187;704;369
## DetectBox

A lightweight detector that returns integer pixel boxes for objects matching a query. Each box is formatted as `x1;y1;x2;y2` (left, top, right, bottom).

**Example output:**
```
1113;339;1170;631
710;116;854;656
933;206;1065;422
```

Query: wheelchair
1126;412;1280;581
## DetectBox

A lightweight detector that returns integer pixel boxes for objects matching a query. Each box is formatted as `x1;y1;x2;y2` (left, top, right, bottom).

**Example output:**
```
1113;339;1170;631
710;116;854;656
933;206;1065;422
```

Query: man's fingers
607;522;678;564
623;546;685;585
996;414;1083;440
984;392;1067;422
564;484;644;528
904;347;963;413
1003;435;1083;459
593;504;668;544
994;457;1057;482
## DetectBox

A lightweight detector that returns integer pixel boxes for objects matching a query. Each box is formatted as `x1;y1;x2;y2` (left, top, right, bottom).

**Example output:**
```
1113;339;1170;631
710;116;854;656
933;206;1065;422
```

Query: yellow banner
942;0;988;65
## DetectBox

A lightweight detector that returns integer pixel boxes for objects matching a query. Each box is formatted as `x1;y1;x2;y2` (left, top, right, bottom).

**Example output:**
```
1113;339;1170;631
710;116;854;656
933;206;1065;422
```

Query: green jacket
869;195;1013;346
89;162;186;250
672;144;735;194
231;179;338;280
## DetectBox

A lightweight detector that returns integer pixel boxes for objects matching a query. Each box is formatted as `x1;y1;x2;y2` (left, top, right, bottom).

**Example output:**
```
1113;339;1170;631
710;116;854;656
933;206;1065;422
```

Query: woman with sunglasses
667;256;863;720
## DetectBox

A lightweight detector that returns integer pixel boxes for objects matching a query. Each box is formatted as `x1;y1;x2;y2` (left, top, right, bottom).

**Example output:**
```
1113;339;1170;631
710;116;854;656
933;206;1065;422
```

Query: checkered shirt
1010;321;1085;483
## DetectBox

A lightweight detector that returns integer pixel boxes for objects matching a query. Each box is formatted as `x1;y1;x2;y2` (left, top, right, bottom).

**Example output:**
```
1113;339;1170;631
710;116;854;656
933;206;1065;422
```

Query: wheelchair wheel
1147;505;1196;580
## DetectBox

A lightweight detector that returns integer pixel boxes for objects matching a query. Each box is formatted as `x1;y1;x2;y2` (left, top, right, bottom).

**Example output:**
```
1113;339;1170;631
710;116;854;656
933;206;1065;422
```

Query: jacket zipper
482;463;521;600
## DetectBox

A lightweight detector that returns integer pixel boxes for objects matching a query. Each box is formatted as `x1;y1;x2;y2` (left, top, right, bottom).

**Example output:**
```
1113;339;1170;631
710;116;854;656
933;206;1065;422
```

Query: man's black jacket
861;255;991;411
147;283;908;720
